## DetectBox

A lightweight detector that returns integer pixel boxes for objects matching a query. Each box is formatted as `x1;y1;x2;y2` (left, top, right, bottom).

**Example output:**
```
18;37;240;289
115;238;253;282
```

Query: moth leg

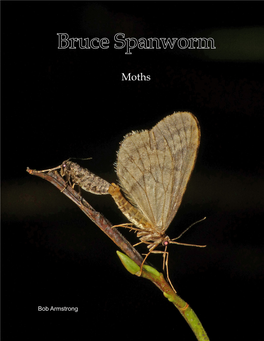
60;173;73;192
134;240;152;248
111;223;134;230
148;249;177;293
60;182;68;193
111;223;144;236
164;251;176;293
137;251;151;277
79;196;86;210
149;249;168;271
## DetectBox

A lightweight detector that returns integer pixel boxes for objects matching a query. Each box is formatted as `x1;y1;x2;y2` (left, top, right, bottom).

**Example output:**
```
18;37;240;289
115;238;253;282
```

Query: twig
26;167;209;341
26;168;143;266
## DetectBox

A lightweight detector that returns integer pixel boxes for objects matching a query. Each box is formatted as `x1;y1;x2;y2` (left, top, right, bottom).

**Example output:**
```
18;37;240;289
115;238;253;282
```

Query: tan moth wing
116;112;200;234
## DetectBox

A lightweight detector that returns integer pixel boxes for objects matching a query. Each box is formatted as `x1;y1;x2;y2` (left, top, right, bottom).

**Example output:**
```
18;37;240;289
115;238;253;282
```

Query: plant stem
27;167;209;341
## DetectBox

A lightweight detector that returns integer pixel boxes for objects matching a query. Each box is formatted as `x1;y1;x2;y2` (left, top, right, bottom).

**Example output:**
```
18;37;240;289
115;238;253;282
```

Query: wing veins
154;123;178;230
118;135;157;223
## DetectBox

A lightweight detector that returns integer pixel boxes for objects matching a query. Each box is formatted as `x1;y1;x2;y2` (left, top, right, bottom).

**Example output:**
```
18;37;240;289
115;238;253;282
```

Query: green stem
117;251;209;341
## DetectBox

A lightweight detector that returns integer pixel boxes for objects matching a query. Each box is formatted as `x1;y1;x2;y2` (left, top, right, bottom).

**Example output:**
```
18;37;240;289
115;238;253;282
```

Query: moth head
162;235;171;247
60;159;71;177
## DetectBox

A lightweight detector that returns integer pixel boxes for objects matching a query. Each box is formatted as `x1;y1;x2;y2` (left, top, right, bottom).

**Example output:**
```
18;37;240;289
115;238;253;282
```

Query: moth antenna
169;241;206;248
68;157;93;161
171;217;206;242
35;165;61;173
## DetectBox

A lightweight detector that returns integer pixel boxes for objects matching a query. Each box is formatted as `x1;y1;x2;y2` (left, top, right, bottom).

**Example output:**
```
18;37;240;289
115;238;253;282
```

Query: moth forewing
109;112;203;291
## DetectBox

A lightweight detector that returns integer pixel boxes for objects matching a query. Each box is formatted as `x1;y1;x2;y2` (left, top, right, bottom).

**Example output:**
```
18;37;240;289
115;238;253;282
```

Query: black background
2;2;264;340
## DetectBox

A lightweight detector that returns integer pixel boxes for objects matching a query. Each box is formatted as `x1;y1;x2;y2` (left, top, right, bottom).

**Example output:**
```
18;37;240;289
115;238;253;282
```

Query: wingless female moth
38;159;110;195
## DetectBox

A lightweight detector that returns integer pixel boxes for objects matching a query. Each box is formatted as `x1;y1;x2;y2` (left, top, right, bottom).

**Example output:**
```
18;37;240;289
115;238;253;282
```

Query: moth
40;159;110;195
108;112;206;291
